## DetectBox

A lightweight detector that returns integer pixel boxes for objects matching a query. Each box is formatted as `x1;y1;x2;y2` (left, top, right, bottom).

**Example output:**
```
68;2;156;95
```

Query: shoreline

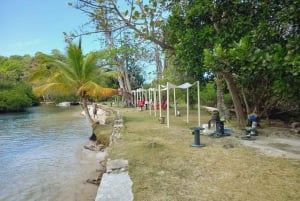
74;141;101;201
78;105;113;200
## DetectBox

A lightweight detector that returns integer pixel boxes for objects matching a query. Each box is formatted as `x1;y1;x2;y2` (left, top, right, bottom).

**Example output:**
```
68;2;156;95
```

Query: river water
0;105;98;201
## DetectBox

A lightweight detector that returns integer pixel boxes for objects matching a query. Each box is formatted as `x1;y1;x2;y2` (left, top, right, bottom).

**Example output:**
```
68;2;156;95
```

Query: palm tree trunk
81;97;94;124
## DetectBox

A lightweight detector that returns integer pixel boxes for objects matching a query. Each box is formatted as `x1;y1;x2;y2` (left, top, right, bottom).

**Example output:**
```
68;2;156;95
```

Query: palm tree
29;39;117;124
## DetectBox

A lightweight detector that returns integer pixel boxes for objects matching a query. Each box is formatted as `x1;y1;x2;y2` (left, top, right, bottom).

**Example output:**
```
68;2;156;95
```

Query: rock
95;144;106;152
86;178;100;185
89;132;97;141
95;172;133;201
291;122;300;129
84;144;96;151
290;128;300;135
106;159;128;173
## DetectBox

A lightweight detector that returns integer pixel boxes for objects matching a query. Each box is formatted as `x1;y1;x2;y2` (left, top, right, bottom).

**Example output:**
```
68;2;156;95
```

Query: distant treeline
0;81;39;113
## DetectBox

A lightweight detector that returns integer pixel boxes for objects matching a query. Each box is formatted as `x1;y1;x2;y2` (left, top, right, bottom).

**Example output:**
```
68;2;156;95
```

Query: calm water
0;105;95;201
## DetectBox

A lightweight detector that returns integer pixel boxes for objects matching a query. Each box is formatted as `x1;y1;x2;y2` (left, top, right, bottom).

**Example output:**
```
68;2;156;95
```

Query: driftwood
201;106;218;113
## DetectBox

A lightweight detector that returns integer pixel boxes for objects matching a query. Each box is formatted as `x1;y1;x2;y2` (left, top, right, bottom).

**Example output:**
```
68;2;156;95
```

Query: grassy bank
97;106;300;201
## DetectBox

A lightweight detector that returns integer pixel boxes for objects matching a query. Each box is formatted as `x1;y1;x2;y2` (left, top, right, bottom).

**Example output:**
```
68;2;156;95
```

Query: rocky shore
81;104;133;201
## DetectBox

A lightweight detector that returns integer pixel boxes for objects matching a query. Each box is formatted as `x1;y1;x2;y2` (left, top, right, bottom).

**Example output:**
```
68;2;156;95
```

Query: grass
98;106;300;201
93;122;111;146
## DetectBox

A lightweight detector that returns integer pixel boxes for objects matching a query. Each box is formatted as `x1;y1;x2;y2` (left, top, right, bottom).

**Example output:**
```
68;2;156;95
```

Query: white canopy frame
161;81;201;128
132;88;147;107
148;87;157;116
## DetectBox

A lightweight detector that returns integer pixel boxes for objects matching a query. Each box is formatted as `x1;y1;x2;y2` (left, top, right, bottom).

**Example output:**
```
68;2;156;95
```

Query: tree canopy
28;40;117;123
165;0;300;125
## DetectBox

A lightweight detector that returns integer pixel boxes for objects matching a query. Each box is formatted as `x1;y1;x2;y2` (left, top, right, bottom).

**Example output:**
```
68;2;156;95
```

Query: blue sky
0;0;99;57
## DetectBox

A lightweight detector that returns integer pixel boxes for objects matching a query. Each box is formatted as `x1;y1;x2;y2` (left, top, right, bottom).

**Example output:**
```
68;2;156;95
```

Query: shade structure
148;87;157;116
160;81;201;128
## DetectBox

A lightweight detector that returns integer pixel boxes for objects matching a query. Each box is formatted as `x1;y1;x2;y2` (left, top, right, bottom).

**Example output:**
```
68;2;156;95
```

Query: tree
0;55;31;82
0;81;37;113
67;0;174;86
166;0;300;126
28;39;116;124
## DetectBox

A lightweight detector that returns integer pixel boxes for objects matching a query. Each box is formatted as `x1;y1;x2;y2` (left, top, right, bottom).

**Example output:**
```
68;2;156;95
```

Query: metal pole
167;82;170;128
158;85;162;118
197;81;201;127
154;88;157;117
174;88;177;116
187;87;189;124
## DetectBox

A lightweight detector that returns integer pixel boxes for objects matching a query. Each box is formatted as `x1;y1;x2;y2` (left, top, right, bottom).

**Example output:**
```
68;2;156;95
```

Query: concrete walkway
95;159;133;201
94;110;133;201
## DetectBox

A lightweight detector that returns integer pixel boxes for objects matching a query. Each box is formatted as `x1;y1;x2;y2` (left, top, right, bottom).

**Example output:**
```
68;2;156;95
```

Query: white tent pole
135;90;139;107
158;85;162;118
148;89;151;115
140;89;142;100
197;81;201;127
154;88;157;117
167;82;170;128
187;87;189;124
174;88;177;116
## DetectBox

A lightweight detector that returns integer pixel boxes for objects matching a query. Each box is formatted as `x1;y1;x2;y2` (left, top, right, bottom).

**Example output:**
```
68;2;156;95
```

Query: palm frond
82;52;98;80
78;81;117;97
30;40;118;101
67;43;84;78
101;70;121;79
27;68;51;82
33;82;75;97
54;60;79;82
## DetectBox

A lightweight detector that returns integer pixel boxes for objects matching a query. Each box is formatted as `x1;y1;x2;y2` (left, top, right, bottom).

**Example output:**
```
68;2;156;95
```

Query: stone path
95;108;133;201
95;159;133;201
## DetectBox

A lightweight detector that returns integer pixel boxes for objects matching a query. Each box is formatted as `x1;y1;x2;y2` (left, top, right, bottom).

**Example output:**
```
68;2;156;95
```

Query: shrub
0;82;36;113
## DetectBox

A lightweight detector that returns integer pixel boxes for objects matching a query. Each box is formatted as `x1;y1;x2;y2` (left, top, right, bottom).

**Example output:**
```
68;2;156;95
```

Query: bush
0;82;37;113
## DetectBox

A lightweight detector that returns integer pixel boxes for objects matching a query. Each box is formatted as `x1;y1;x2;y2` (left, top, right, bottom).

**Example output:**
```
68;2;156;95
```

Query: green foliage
29;40;117;98
166;0;300;117
28;40;118;123
0;55;31;82
200;83;216;106
52;93;78;104
0;82;34;113
199;82;232;107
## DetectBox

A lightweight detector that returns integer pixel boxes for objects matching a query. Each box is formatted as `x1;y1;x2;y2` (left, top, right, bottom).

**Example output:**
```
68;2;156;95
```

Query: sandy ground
74;142;100;201
238;127;300;160
76;106;108;201
200;106;300;160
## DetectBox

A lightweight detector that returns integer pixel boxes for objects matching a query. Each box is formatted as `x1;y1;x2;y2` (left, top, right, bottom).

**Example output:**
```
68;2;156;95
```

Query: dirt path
238;127;300;160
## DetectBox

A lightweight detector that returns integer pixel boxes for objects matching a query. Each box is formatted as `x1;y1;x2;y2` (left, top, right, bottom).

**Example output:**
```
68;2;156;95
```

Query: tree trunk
155;45;163;79
241;87;250;115
222;72;247;126
216;73;229;119
81;97;94;124
100;8;132;94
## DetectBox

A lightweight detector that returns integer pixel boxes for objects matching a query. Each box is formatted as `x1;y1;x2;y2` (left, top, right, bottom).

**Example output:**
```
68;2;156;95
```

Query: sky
0;0;99;57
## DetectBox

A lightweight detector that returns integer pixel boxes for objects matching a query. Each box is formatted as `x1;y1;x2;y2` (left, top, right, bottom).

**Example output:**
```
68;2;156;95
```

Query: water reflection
0;105;95;201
